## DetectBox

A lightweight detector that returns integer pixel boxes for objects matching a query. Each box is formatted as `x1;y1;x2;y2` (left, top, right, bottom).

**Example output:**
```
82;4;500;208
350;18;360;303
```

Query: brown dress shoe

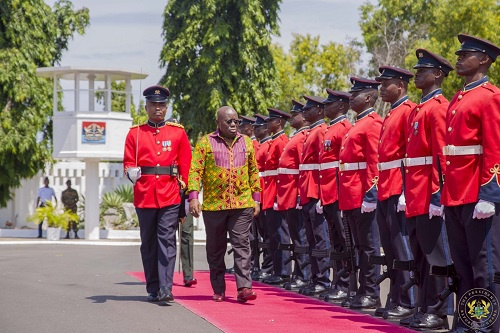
237;288;257;303
212;293;225;302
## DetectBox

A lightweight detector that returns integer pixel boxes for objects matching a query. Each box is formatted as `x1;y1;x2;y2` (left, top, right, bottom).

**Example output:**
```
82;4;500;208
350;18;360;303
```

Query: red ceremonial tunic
262;131;289;210
377;97;416;201
299;120;327;205
256;136;272;204
319;116;352;205
124;121;192;208
405;90;448;218
277;127;308;211
442;78;500;206
339;108;382;211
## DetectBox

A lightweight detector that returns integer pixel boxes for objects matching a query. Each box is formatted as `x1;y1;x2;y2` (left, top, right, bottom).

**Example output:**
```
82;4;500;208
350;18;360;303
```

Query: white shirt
38;187;56;206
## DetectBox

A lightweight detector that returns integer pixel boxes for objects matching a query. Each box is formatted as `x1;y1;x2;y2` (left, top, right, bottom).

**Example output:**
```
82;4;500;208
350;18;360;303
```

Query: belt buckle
171;165;178;176
339;164;345;172
377;163;382;171
403;158;409;167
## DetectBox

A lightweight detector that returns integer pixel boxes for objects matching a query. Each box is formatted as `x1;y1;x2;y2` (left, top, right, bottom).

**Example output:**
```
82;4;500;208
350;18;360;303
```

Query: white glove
184;199;190;216
429;203;443;219
127;167;141;185
361;201;377;213
273;202;278;211
296;197;302;210
473;200;496;219
316;200;323;214
397;193;406;212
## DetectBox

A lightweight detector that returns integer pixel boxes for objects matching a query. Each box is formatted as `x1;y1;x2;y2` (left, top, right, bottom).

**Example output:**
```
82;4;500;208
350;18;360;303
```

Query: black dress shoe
225;267;235;274
302;284;327;296
399;310;424;326
409;313;448;330
349;295;381;309
158;286;174;302
375;301;396;317
258;272;272;280
147;292;159;302
284;279;308;290
383;305;414;319
251;270;261;281
262;275;290;285
324;289;347;302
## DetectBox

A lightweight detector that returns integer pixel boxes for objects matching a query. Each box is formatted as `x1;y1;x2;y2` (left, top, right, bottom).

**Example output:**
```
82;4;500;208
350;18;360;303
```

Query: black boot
65;232;70;239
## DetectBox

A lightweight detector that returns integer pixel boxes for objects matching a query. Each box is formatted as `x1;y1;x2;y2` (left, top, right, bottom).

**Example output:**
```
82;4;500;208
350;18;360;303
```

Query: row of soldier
237;33;500;332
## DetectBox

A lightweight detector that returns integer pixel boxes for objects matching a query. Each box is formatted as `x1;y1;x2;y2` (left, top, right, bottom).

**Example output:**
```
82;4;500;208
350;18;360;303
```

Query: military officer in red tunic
442;34;500;333
252;114;273;280
318;89;352;302
375;66;417;319
261;108;292;284
276;99;310;290
298;95;331;296
339;77;382;309
123;85;192;303
402;49;455;331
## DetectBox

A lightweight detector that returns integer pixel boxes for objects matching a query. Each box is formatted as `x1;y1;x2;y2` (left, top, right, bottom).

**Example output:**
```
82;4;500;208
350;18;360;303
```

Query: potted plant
28;202;79;240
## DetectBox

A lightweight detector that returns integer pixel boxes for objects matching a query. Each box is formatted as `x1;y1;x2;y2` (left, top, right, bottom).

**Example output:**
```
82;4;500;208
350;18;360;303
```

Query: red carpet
127;271;413;333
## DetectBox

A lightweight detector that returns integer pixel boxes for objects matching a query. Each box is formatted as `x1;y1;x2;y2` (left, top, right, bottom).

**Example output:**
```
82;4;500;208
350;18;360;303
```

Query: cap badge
418;52;423;58
155;90;160;94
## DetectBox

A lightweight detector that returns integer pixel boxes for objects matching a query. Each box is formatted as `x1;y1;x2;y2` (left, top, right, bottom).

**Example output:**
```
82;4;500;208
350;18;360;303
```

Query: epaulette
166;121;184;129
130;124;140;129
482;82;497;93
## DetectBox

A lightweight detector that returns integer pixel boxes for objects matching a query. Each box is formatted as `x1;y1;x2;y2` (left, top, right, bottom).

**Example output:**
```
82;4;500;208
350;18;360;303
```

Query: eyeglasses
224;119;242;125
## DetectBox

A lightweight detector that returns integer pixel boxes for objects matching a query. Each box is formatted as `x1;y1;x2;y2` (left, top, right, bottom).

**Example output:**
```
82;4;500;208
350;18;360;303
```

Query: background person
35;177;57;238
61;180;79;239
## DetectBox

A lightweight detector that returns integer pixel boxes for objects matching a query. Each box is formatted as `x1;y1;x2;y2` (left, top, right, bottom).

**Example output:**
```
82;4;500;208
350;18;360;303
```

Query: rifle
340;209;358;307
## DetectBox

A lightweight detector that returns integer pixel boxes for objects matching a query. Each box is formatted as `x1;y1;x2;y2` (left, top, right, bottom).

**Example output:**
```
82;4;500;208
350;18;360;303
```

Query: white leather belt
278;168;299;175
320;161;339;170
260;170;278;177
378;159;403;171
442;145;483;156
299;163;320;171
339;162;367;171
404;156;433;167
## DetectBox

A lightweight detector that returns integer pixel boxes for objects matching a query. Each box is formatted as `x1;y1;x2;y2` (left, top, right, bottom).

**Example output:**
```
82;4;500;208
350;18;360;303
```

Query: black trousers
203;208;254;294
301;199;331;287
344;207;380;297
406;215;451;317
444;204;500;332
136;204;179;293
255;208;273;274
377;196;415;308
264;208;292;277
323;201;350;291
286;207;310;281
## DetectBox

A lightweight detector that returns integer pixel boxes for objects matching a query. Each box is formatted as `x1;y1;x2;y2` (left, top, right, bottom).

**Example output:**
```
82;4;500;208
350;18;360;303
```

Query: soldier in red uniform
339;77;382;309
374;66;417;319
123;86;192;303
276;99;310;290
238;115;257;147
402;49;455;331
442;34;500;333
318;89;352;302
252;114;273;280
298;95;330;296
261;108;292;284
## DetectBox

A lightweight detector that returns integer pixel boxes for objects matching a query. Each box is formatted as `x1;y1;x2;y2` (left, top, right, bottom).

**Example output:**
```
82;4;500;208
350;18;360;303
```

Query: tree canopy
0;0;89;207
159;0;281;141
272;34;360;111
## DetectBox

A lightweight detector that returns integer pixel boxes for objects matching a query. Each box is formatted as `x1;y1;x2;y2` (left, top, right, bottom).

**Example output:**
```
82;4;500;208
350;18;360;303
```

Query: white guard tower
36;67;148;240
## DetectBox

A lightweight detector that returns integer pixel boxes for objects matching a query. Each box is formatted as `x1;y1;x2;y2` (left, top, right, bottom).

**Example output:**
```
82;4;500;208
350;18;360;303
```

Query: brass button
277;180;280;183
446;161;450;165
156;175;159;179
452;110;456;115
339;160;342;163
157;141;160;144
458;95;463;100
156;129;160;134
157;152;161;155
156;163;160;166
405;153;408;157
448;127;452;132
405;169;409;173
407;138;410;142
416;108;420;112
319;175;322;178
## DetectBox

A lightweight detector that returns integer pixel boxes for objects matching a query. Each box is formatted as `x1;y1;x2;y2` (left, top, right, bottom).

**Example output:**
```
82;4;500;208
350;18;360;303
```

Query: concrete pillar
85;159;100;240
